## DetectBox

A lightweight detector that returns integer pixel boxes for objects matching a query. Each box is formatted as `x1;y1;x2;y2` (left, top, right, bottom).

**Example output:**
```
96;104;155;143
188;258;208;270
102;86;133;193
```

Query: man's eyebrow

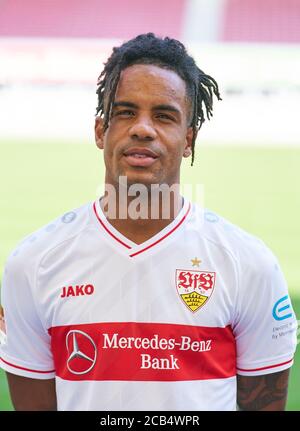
112;101;181;115
112;101;138;109
153;104;181;115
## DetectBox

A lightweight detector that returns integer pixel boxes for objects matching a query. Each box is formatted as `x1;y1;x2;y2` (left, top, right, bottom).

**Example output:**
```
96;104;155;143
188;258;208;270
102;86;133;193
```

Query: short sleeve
0;254;55;379
233;251;297;376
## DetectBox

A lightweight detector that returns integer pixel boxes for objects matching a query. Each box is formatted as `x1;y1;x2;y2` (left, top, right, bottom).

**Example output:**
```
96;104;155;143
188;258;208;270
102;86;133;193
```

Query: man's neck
100;187;183;245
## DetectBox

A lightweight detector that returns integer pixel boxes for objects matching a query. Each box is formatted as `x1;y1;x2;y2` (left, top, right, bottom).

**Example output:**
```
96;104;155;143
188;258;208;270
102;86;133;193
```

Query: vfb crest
176;269;216;313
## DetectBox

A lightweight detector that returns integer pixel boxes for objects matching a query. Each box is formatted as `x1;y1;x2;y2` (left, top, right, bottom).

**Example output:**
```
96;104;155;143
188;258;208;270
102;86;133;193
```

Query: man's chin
122;171;160;189
116;166;163;188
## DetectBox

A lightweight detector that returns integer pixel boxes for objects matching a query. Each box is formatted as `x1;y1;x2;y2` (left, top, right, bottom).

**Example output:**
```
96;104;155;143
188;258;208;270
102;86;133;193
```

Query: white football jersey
0;199;297;411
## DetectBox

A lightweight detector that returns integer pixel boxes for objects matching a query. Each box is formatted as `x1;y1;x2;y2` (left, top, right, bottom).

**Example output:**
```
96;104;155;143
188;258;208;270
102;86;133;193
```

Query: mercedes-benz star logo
66;330;97;375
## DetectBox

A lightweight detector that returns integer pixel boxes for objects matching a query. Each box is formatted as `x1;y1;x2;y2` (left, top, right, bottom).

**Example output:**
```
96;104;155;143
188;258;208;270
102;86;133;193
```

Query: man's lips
123;147;159;167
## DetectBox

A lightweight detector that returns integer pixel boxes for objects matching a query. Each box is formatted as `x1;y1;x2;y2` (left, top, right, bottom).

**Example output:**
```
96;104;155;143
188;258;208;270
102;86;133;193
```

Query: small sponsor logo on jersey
61;211;77;224
204;211;219;223
0;306;7;345
60;284;95;298
176;269;216;313
45;224;56;232
66;330;97;375
272;295;293;321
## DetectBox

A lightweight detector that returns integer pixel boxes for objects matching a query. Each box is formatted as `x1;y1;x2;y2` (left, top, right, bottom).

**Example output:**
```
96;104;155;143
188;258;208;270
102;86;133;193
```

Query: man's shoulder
4;202;92;271
192;205;278;270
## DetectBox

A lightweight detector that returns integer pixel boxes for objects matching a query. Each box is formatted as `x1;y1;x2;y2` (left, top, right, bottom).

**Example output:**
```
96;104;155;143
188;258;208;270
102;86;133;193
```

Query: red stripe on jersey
0;357;55;374
93;201;132;249
129;202;191;257
237;358;293;373
49;321;236;381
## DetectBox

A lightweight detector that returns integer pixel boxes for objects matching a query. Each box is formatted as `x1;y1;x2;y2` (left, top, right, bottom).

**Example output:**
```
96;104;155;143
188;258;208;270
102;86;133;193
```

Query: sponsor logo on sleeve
272;295;293;321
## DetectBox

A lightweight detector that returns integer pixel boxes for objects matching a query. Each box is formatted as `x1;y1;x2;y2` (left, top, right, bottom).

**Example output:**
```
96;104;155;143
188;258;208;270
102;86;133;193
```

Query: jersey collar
93;197;191;258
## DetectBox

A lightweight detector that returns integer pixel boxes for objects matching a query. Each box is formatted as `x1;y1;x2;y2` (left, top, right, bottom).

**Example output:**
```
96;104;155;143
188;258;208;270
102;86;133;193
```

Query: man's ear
95;116;104;149
183;126;194;158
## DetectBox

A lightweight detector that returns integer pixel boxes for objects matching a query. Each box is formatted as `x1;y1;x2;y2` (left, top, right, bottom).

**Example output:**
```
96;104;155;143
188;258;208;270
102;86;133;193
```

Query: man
0;33;297;411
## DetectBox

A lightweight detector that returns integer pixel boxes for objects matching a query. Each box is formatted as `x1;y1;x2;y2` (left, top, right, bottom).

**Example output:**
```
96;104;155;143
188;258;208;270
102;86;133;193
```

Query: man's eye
157;113;173;121
115;110;135;117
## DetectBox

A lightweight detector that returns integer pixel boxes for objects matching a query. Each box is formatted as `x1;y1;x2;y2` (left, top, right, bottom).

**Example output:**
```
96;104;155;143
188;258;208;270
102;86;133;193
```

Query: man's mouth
123;147;159;167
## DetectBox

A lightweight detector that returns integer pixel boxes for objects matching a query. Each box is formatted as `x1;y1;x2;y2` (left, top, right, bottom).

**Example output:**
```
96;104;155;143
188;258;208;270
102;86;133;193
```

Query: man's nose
129;116;157;141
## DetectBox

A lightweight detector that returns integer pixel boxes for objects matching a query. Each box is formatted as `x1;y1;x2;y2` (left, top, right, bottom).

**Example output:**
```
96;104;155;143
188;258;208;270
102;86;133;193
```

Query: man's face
95;64;193;188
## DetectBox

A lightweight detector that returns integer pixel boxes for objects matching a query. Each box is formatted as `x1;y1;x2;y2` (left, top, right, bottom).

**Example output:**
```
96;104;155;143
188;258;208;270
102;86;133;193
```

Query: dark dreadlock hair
96;33;221;165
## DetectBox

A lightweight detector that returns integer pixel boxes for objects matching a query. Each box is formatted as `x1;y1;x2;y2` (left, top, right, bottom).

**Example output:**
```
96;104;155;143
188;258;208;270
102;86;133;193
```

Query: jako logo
61;284;94;298
272;295;293;321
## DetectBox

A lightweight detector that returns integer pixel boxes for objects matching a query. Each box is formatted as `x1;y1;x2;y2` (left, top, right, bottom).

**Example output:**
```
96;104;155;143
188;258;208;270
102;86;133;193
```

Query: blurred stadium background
0;0;299;410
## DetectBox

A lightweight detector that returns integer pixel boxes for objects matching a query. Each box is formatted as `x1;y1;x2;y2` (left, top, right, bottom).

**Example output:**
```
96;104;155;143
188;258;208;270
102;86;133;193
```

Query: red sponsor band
49;321;236;381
